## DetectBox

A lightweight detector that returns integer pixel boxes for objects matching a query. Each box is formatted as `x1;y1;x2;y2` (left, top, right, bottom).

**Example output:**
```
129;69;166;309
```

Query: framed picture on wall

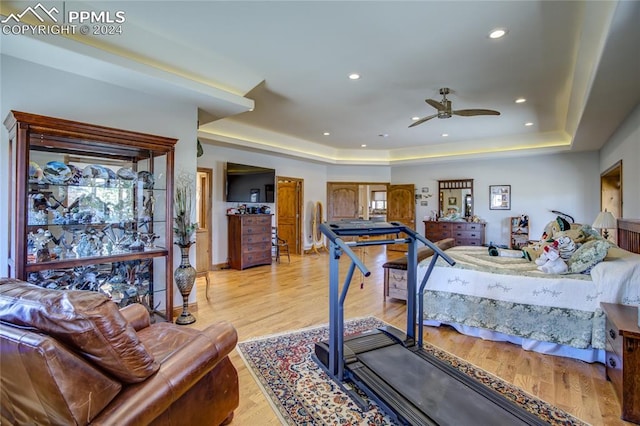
448;197;457;205
489;185;511;210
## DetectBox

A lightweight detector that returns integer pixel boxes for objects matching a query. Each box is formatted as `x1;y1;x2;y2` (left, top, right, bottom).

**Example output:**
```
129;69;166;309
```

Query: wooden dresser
601;302;640;423
423;221;486;246
228;214;273;270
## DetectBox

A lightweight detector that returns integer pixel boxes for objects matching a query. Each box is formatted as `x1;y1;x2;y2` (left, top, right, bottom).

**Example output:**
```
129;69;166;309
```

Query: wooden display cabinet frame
4;111;177;321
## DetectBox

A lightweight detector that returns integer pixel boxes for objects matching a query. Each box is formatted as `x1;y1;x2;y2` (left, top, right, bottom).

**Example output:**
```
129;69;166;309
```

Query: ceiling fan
409;88;501;128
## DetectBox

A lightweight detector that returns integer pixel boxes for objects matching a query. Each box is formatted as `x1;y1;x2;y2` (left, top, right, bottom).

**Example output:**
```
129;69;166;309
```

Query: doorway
277;176;303;255
600;160;622;244
386;184;416;251
196;168;212;273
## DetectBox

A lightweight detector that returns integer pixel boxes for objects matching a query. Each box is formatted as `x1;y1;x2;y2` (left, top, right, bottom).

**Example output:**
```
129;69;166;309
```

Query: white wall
391;152;601;246
600;104;640;218
197;142;328;264
0;55;198;307
326;165;391;183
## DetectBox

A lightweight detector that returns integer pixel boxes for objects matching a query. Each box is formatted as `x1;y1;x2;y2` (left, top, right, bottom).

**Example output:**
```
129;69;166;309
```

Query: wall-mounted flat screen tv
225;162;275;203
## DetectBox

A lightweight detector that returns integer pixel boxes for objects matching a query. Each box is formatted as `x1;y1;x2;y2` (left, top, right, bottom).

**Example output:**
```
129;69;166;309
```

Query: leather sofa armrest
92;321;238;426
119;304;151;331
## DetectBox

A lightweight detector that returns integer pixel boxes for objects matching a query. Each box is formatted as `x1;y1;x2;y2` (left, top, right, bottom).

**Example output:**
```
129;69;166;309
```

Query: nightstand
601;302;640;423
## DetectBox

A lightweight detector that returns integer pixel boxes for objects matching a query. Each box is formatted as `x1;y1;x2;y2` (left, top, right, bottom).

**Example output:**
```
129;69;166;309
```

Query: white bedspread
418;246;640;311
416;245;640;362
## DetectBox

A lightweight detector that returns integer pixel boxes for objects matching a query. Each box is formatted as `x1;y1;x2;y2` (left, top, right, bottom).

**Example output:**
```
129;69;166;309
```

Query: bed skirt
422;290;606;364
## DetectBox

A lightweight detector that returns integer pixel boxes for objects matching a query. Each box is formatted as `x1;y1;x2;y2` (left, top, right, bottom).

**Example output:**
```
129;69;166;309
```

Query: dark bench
383;238;455;300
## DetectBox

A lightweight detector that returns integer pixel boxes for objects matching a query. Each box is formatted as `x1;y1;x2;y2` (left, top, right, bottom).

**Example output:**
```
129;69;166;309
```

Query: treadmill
314;220;547;425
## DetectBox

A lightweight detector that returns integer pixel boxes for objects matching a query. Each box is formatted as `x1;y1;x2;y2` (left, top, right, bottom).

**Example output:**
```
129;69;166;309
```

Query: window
370;191;386;211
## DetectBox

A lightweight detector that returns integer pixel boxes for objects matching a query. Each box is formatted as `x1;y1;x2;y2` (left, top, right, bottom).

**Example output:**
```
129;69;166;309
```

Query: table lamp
592;211;616;239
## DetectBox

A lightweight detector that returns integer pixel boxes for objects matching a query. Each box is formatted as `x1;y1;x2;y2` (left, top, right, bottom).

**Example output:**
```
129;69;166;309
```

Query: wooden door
277;177;303;254
387;184;416;251
327;183;359;222
195;168;212;272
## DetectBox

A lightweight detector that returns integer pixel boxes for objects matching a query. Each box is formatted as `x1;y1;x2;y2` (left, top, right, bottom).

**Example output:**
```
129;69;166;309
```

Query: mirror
438;179;474;219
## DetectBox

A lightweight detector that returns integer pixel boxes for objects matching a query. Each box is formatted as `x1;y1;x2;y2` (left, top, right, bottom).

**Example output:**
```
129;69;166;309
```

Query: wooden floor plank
186;247;629;425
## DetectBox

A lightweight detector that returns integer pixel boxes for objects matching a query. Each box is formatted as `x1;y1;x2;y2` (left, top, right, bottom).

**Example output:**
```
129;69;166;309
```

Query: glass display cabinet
4;111;177;321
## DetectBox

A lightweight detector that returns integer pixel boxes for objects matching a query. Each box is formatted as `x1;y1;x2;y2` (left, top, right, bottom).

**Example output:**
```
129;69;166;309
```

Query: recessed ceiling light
323;132;330;136
489;28;507;39
361;144;367;148
348;73;361;80
442;133;449;137
411;116;420;121
515;98;526;104
525;122;534;126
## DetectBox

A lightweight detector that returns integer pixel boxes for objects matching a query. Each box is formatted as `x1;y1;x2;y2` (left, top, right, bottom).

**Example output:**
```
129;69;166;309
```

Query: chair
0;279;239;426
272;226;290;263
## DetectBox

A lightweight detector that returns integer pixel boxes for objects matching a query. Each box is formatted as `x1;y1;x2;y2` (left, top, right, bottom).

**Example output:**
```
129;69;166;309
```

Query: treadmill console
324;220;407;237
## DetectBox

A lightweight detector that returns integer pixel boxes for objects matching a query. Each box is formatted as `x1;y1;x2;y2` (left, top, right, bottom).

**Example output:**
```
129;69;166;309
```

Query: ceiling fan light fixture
442;133;449;137
348;73;361;80
409;87;501;128
323;132;330;136
361;144;367;148
489;28;507;39
525;122;534;126
515;98;526;103
411;116;420;121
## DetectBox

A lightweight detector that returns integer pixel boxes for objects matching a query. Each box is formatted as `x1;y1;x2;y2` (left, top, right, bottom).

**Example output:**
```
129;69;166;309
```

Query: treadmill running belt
357;345;537;425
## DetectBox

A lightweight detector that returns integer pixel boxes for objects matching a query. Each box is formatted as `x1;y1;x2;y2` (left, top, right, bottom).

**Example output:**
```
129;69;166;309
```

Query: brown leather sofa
0;278;239;425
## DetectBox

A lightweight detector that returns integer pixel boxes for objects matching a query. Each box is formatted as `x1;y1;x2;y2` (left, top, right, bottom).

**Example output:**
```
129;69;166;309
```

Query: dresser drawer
456;238;482;246
606;317;623;356
427;231;451;240
242;233;271;245
241;251;272;267
606;348;624;401
426;222;448;233
241;215;272;226
388;270;408;300
242;225;271;236
242;241;271;254
455;222;484;232
453;230;481;239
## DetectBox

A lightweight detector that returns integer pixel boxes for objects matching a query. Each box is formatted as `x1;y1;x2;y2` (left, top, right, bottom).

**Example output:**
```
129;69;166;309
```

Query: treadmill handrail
320;223;371;277
407;228;455;267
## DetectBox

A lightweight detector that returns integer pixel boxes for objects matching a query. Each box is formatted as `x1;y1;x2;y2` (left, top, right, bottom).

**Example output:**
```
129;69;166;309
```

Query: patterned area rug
237;317;588;425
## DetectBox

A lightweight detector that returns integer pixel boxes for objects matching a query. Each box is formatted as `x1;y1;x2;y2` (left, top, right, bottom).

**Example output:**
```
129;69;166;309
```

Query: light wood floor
187;246;629;425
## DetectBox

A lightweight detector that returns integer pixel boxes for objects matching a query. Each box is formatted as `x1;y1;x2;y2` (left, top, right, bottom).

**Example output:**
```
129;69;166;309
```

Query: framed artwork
489;185;511;210
448;197;457;205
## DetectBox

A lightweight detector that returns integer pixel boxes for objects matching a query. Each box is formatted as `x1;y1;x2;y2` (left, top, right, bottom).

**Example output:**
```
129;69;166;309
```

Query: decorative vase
174;245;196;325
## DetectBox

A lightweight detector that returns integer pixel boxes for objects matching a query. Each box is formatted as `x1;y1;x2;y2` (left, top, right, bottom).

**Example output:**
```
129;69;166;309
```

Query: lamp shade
592;211;616;230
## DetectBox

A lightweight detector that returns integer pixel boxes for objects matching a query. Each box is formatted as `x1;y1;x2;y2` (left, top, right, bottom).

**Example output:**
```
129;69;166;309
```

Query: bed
418;218;640;363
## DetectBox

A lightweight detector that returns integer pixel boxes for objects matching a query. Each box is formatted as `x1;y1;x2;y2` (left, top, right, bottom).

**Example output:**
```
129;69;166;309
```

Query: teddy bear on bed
522;216;581;261
535;241;568;274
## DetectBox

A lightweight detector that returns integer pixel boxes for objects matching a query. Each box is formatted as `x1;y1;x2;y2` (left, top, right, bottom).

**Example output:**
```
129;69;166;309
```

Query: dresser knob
608;357;617;368
609;329;616;339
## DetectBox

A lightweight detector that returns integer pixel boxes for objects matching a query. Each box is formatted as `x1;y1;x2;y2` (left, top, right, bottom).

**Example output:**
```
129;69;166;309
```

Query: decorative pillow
0;279;159;383
567;240;612;274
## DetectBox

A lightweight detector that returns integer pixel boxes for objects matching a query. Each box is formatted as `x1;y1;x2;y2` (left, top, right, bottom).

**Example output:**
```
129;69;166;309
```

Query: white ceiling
1;1;639;165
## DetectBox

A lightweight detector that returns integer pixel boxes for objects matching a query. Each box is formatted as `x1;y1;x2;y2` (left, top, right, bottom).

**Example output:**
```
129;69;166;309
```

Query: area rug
237;317;588;425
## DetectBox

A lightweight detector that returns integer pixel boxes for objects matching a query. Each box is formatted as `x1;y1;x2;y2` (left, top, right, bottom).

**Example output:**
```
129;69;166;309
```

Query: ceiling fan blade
409;113;438;128
453;109;501;117
425;99;446;111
